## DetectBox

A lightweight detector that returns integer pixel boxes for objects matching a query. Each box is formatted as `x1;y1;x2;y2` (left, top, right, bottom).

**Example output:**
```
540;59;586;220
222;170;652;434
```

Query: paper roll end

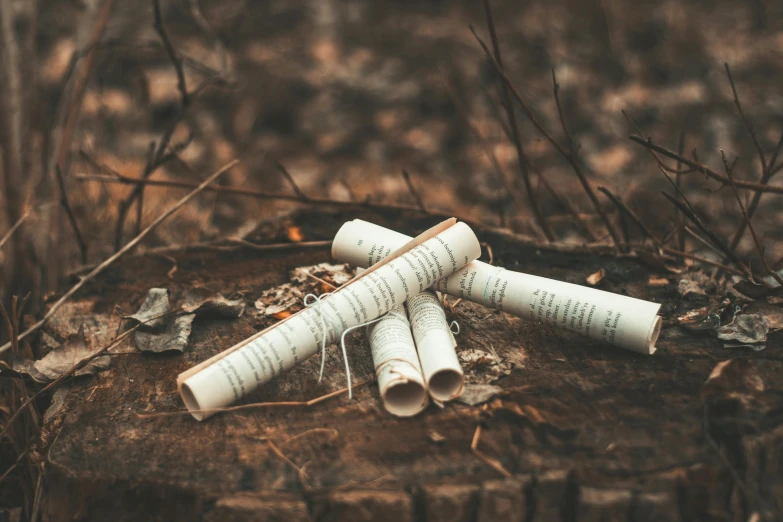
383;379;429;417
180;380;208;421
646;315;663;355
427;369;464;402
331;221;355;261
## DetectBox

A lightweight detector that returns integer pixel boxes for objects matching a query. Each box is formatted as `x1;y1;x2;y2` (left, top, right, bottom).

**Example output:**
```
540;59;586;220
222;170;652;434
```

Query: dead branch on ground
0;159;238;355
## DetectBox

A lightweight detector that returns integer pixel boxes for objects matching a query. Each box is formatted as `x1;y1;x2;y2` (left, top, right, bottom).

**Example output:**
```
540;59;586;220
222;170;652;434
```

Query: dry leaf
127;288;170;330
585;268;606;286
13;325;110;383
180;287;245;318
134;314;195;353
716;314;768;349
648;276;670;286
456;384;503;406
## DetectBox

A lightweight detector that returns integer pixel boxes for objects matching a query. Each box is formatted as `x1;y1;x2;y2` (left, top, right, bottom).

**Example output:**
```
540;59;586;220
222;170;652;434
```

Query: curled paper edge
382;368;429;417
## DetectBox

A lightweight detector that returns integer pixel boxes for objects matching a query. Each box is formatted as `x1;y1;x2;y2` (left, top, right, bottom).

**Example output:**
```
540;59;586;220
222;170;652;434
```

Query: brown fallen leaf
585;268;606;286
716;314;768;350
180;287;245;318
456;384;503;406
12;325;110;383
134;314;195;353
127;288;170;330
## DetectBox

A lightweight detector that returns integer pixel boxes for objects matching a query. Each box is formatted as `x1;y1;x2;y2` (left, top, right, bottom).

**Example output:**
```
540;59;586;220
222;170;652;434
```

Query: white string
449;321;460;335
303;292;333;383
304;292;390;399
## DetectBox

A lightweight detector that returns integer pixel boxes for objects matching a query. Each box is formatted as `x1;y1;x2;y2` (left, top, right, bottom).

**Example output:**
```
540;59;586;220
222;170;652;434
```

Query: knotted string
449;321;460;335
304;292;388;399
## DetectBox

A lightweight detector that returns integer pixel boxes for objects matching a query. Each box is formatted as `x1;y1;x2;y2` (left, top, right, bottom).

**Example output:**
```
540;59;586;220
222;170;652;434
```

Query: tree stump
32;208;783;521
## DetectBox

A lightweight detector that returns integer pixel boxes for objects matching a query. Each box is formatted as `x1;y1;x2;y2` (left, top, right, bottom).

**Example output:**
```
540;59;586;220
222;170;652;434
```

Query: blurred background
2;0;783;306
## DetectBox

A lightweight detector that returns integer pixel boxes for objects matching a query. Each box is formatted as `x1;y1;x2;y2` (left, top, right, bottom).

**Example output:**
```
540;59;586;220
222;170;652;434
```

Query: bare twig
152;0;188;106
187;0;228;76
401;170;426;212
76;171;468;220
676;132;686;252
552;69;576;154
274;161;309;201
0;160;238;355
597;187;662;249
468;76;595;240
115;0;193;250
628;135;783;194
470;405;511;478
660;192;750;278
136;376;376;418
724;63;766;172
471;25;621;245
55;165;87;264
723;152;783;286
0;210;30;251
226;238;331;251
660;247;745;276
62;0;117;166
480;0;554;241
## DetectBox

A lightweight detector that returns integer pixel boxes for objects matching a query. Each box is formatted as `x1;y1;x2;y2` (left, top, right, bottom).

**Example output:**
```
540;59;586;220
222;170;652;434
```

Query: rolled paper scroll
406;290;464;401
332;220;662;355
367;304;429;417
177;218;481;420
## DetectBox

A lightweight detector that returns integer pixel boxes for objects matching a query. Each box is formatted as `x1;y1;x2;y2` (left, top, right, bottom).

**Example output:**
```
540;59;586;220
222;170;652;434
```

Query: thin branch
597;187;663;249
0;160;238;355
723;151;783;286
75;171;462;219
660;247;745;276
480;0;554;242
471;405;511;478
274;161;309;201
0;210;30;251
55;165;87;264
684;226;725;259
136;376;376;418
727;131;783;256
56;0;117;177
660;191;750;278
676;132;686;252
451;75;595;240
724;63;766;172
152;0;188;106
471;25;621;245
401;170;426;212
551;69;575;154
115;0;193;250
629;135;783;194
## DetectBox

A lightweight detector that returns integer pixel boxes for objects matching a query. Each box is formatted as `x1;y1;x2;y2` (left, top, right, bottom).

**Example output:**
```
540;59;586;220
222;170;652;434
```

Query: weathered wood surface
33;209;783;521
